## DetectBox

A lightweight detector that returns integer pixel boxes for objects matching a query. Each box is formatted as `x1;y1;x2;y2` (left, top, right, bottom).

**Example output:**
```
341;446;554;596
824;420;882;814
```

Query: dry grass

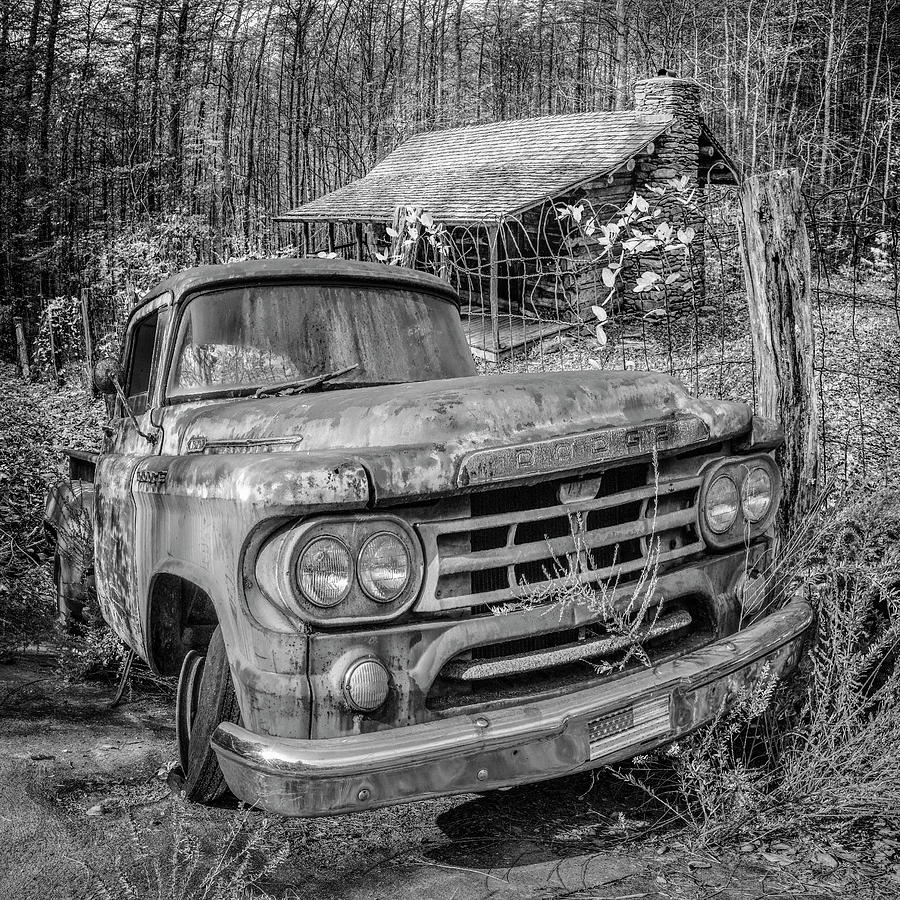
88;805;290;900
614;484;900;847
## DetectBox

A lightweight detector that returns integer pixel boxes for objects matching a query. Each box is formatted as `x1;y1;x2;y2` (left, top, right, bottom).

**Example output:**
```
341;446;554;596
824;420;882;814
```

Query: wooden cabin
277;76;738;361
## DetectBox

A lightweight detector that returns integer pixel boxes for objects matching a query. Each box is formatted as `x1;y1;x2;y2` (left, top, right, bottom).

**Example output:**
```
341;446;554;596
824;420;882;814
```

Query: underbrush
0;364;105;655
615;485;900;847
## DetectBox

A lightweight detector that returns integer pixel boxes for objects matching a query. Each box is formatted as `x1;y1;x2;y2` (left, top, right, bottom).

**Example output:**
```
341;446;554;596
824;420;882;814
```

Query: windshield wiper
254;364;360;399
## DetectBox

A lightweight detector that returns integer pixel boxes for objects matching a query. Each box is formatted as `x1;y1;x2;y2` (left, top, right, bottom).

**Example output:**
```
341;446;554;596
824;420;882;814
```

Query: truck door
94;299;169;653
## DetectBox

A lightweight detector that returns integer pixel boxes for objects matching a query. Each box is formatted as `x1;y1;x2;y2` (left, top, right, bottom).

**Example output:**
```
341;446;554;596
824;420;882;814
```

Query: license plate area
588;696;671;760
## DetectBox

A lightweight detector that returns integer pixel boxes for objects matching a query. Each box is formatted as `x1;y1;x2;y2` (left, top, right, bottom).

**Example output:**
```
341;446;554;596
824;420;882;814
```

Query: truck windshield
167;281;476;399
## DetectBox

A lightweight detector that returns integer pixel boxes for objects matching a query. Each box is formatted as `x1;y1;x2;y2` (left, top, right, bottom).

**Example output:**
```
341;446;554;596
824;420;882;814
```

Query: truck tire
175;625;242;804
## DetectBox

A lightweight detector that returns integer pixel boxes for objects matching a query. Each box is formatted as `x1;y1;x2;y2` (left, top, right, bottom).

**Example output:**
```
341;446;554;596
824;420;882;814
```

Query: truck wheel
175;626;241;804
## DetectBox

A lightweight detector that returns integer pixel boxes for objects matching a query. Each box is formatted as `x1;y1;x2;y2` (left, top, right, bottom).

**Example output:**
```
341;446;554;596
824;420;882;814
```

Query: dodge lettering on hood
45;259;812;816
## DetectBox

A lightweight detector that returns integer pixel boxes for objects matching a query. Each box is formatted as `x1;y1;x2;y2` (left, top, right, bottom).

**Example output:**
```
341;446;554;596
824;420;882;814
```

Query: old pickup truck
45;258;812;816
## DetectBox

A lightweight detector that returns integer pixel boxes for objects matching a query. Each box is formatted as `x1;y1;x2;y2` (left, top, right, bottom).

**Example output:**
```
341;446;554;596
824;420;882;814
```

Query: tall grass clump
615;484;900;846
90;804;289;900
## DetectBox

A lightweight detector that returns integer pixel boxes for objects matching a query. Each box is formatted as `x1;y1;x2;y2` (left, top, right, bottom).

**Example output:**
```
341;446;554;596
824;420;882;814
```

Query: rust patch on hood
141;452;370;511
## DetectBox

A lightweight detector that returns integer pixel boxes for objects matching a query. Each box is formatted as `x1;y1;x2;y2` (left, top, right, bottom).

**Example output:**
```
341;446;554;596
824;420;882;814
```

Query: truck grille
426;598;715;713
414;464;704;614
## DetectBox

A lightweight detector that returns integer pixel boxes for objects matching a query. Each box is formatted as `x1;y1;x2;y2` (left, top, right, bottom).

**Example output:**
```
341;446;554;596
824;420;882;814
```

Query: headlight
296;536;353;607
705;474;740;533
698;455;781;549
741;466;773;522
255;515;424;626
358;532;411;601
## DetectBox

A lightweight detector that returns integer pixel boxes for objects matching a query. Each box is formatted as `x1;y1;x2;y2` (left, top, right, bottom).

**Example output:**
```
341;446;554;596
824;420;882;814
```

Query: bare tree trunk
169;0;191;204
739;169;820;537
613;0;626;109
81;289;95;394
221;0;246;229
38;0;63;297
9;0;42;296
243;4;273;243
818;0;836;185
146;0;166;214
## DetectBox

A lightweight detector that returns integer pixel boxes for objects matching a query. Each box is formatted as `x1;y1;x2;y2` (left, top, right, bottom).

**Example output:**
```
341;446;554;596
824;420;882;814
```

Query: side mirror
93;357;123;395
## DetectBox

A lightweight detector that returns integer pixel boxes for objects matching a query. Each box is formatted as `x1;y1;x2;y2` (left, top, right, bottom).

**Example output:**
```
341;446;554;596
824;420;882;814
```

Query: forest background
0;0;898;326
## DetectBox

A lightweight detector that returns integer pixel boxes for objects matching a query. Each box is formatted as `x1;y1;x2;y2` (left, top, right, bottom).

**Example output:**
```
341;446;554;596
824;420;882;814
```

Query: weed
612;484;900;846
89;803;290;900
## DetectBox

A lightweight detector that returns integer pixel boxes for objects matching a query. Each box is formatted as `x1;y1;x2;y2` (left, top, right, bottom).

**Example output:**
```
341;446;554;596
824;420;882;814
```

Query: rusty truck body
45;258;812;816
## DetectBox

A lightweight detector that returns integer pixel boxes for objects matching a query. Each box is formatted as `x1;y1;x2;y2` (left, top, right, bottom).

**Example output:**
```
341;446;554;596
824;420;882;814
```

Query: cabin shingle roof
278;111;674;225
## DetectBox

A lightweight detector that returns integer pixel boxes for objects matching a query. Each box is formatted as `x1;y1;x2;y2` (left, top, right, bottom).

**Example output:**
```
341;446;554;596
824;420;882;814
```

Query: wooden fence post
739;168;820;536
13;317;30;382
81;289;95;394
46;301;60;388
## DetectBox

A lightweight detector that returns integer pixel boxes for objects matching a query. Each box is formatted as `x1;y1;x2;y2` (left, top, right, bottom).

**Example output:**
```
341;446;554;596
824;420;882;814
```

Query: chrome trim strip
430;477;701;536
418;542;706;612
442;608;692;680
439;507;696;576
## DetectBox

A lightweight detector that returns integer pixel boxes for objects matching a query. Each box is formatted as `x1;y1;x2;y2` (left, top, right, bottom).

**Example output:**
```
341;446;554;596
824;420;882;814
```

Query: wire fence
6;185;898;485
360;184;898;484
805;191;900;482
363;185;755;404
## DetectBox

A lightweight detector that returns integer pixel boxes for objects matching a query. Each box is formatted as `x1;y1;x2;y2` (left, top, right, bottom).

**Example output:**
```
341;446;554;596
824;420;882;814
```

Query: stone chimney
629;74;705;309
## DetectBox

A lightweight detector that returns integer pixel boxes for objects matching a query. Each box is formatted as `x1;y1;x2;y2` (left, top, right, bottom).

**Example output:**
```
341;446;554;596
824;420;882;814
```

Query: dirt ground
1;654;896;900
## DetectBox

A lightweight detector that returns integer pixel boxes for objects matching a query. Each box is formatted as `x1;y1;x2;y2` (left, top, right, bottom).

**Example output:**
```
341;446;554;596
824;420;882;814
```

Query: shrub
0;364;105;655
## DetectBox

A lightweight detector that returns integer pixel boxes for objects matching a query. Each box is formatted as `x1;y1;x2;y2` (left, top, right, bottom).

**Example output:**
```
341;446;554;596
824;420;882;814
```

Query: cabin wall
631;76;706;311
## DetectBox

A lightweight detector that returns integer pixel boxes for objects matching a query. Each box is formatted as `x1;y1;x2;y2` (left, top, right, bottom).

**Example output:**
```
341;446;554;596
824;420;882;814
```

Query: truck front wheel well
148;574;219;676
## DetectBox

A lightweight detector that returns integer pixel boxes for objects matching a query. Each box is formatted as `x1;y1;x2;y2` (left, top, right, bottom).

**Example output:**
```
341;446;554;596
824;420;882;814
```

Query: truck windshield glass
168;282;476;399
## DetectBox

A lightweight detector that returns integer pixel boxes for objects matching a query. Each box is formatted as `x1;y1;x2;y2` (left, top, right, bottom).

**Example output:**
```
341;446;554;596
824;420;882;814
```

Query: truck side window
126;310;159;417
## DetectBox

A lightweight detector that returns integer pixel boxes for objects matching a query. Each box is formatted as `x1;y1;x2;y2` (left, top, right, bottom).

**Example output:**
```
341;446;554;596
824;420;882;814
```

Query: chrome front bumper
212;597;813;817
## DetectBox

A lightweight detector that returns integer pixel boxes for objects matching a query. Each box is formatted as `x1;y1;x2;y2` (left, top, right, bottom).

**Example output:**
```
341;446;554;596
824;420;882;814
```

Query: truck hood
168;371;751;501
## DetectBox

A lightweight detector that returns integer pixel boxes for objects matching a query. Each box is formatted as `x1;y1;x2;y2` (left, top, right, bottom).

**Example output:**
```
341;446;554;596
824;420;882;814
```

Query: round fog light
343;658;390;712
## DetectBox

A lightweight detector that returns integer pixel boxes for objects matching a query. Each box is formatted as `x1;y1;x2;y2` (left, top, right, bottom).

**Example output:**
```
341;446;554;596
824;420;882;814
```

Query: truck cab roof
137;258;460;311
